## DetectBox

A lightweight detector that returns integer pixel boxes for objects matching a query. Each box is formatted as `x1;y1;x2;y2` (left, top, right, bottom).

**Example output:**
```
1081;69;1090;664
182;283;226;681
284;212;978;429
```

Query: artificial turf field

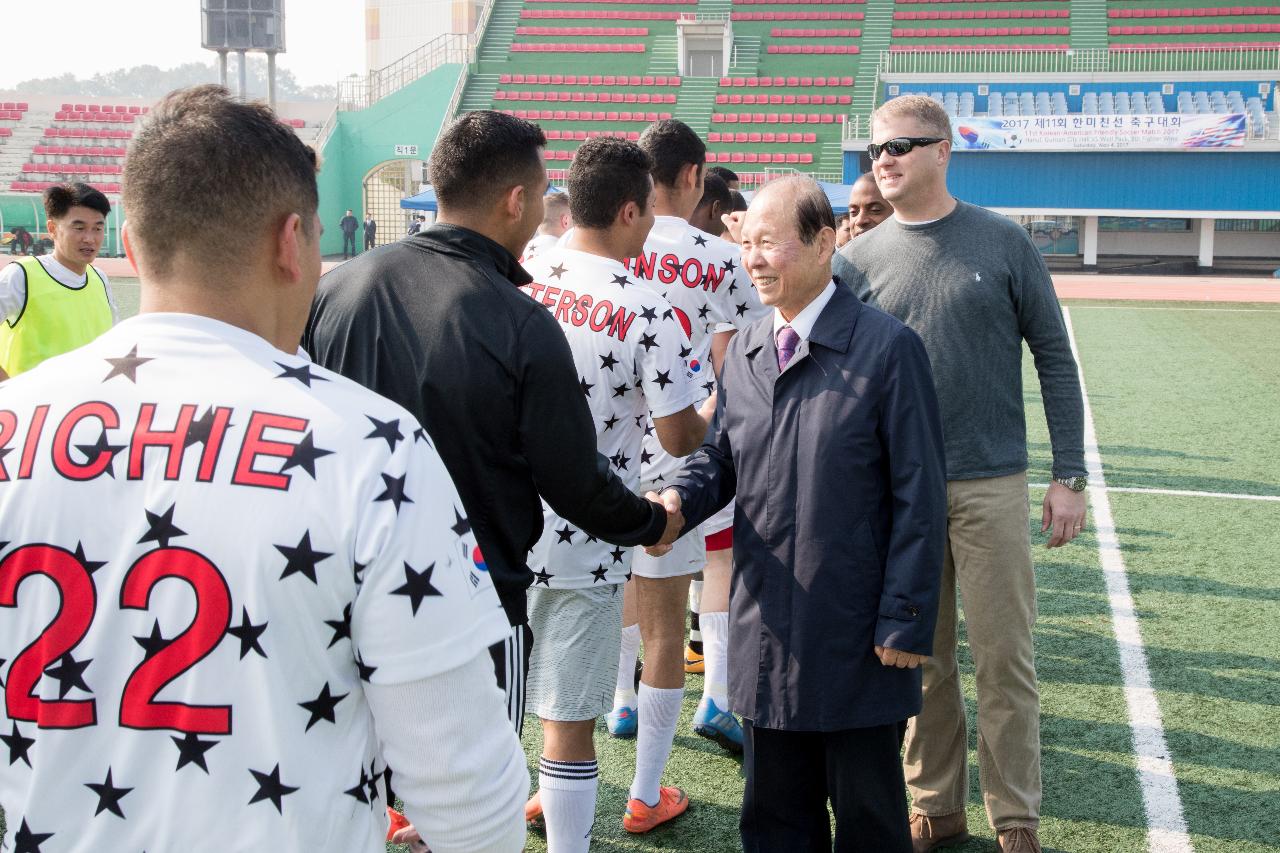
16;285;1280;852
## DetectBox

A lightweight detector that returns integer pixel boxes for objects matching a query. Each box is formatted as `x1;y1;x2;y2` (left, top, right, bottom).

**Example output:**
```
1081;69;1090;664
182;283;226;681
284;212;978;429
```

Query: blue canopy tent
740;180;855;215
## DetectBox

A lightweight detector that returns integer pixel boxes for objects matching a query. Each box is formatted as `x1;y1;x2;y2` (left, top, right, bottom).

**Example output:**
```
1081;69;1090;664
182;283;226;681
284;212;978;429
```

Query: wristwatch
1053;475;1088;492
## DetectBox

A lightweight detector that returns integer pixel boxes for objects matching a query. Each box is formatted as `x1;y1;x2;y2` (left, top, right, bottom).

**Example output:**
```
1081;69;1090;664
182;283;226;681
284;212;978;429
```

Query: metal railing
678;12;730;23
879;46;1280;77
337;32;472;111
313;104;339;153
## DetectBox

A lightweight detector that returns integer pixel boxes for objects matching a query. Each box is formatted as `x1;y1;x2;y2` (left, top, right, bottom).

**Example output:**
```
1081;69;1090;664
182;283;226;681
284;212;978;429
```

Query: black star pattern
663;308;674;320
612;382;630;398
74;431;125;477
248;764;299;814
722;258;737;273
611;273;630;286
654;474;667;483
366;761;382;804
736;302;749;317
412;426;431;446
703;380;717;396
641;450;653;465
275;531;332;584
639;305;657;322
85;768;132;818
693;233;708;247
227;607;268;659
344;767;371;804
13;819;53;853
590;565;609;583
365;416;404;452
579;376;594;397
611;452;630;471
550;263;568;279
602;415;620;432
644;423;655;438
679;344;692;359
638;332;659;352
728;280;739;294
102;345;153;383
555;524;576;544
298;682;348;731
585;532;599;543
171;732;218;773
373;472;412;513
697;304;711;320
138;504;186;548
73;542;105;575
598;352;619;371
353;560;368;586
653;370;673;390
451;508;471;538
1;722;35;767
280;432;333;479
355;652;377;682
183;407;218;448
324;603;352;648
274;361;328;388
390;562;442;615
635;415;645;427
133;621;172;661
533;568;553;587
610;546;626;564
43;652;91;699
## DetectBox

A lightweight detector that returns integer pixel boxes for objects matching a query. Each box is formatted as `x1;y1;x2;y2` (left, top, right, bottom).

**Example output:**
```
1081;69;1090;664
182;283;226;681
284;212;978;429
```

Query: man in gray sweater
838;95;1088;853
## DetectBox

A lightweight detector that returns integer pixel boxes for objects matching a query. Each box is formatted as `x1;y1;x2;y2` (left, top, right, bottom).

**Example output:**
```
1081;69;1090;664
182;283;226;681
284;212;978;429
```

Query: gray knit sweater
837;200;1086;481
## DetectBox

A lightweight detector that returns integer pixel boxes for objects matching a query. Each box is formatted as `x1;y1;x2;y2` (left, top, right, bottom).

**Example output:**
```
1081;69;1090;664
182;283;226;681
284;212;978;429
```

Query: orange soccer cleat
623;785;689;833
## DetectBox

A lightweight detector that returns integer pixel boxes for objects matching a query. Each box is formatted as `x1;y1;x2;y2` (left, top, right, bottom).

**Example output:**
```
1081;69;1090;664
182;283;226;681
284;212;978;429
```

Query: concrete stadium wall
315;62;463;256
1100;228;1280;258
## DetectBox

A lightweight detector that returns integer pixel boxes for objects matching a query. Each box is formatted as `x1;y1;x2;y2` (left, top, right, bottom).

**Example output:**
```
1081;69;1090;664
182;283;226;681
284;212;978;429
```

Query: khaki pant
903;471;1041;831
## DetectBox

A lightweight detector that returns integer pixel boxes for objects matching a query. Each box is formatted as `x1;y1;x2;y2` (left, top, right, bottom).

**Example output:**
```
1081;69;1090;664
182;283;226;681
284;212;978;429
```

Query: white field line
1064;307;1194;853
1066;305;1280;313
1029;483;1280;503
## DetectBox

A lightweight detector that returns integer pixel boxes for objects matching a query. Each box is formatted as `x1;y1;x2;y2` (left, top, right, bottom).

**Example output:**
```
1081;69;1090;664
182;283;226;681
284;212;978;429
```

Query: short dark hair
729;190;749;212
44;182;110;219
638;119;705;189
566;138;653;229
695;173;732;215
429;111;547;213
790;179;838;245
123;85;317;278
543;190;570;223
708;166;740;184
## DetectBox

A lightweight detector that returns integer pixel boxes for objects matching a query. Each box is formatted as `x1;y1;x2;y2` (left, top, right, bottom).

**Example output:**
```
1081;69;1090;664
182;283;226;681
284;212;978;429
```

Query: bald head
847;172;893;237
741;177;837;320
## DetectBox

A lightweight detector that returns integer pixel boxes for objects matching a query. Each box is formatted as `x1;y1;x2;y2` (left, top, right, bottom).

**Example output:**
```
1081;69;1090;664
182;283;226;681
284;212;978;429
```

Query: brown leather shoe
998;827;1042;853
910;812;971;852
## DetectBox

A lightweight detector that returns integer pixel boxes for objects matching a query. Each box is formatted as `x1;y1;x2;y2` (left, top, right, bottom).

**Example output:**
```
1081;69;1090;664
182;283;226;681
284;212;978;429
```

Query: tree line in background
10;56;336;102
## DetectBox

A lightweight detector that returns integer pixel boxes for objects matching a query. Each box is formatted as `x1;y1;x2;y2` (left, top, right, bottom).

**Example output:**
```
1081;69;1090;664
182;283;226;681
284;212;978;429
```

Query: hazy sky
0;0;365;90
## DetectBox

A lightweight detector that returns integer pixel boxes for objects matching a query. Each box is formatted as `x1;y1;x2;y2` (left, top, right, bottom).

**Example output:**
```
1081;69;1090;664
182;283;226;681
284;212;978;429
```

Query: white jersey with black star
521;247;696;588
623;215;769;487
0;314;509;852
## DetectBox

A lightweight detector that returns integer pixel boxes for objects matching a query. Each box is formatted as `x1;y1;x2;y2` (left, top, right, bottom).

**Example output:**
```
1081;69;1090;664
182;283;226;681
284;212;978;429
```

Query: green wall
317;62;465;256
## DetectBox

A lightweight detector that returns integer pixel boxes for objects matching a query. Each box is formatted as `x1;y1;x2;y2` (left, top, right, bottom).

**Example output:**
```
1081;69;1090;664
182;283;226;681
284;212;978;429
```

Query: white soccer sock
539;756;598;853
630;684;683;806
613;623;641;710
701;610;729;708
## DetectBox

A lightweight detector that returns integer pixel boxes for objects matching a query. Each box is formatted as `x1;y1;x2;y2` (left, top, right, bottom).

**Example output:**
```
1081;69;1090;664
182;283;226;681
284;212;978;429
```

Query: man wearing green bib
0;182;116;379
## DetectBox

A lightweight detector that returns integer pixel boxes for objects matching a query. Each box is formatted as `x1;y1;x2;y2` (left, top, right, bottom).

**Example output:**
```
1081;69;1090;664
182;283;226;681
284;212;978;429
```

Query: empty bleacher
1106;0;1280;50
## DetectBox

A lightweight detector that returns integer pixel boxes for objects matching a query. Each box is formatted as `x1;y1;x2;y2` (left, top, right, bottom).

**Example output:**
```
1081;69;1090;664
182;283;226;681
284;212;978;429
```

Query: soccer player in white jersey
520;138;711;848
605;121;769;772
522;189;572;263
0;85;527;853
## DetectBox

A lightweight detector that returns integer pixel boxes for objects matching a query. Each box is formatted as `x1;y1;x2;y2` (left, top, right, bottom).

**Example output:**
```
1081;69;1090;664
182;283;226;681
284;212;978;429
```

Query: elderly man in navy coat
651;176;948;852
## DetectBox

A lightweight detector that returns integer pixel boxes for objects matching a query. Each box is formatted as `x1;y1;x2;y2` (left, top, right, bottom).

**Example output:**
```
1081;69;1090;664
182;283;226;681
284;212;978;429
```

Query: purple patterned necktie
777;325;800;371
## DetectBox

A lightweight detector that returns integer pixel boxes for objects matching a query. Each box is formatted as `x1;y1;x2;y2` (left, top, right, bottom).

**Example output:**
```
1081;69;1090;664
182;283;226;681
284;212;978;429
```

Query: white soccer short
631;524;706;579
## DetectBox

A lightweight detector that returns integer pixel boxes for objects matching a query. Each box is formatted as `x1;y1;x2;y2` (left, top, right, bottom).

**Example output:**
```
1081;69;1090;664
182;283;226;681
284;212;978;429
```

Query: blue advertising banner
952;114;1247;151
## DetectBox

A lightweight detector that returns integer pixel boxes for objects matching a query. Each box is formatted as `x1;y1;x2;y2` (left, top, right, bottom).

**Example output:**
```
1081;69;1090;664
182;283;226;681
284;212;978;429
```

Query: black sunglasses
866;137;947;161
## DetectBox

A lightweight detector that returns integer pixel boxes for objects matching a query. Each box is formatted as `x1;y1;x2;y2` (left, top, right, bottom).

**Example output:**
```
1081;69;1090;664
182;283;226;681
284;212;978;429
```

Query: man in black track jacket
305;111;681;736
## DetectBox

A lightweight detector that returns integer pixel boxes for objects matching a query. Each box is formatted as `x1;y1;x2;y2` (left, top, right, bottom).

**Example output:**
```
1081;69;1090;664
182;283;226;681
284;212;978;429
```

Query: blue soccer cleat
607;705;638;738
693;697;743;753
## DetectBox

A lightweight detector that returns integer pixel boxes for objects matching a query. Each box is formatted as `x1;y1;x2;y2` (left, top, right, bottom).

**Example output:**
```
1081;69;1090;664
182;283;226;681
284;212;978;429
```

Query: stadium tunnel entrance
363;159;426;248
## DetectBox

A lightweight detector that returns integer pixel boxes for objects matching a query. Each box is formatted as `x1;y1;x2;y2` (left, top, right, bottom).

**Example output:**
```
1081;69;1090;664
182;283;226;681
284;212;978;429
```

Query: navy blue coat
670;283;948;731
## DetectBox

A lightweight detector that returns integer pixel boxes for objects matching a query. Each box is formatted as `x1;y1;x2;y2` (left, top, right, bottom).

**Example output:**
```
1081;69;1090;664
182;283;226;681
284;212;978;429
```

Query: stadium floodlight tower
201;0;286;109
